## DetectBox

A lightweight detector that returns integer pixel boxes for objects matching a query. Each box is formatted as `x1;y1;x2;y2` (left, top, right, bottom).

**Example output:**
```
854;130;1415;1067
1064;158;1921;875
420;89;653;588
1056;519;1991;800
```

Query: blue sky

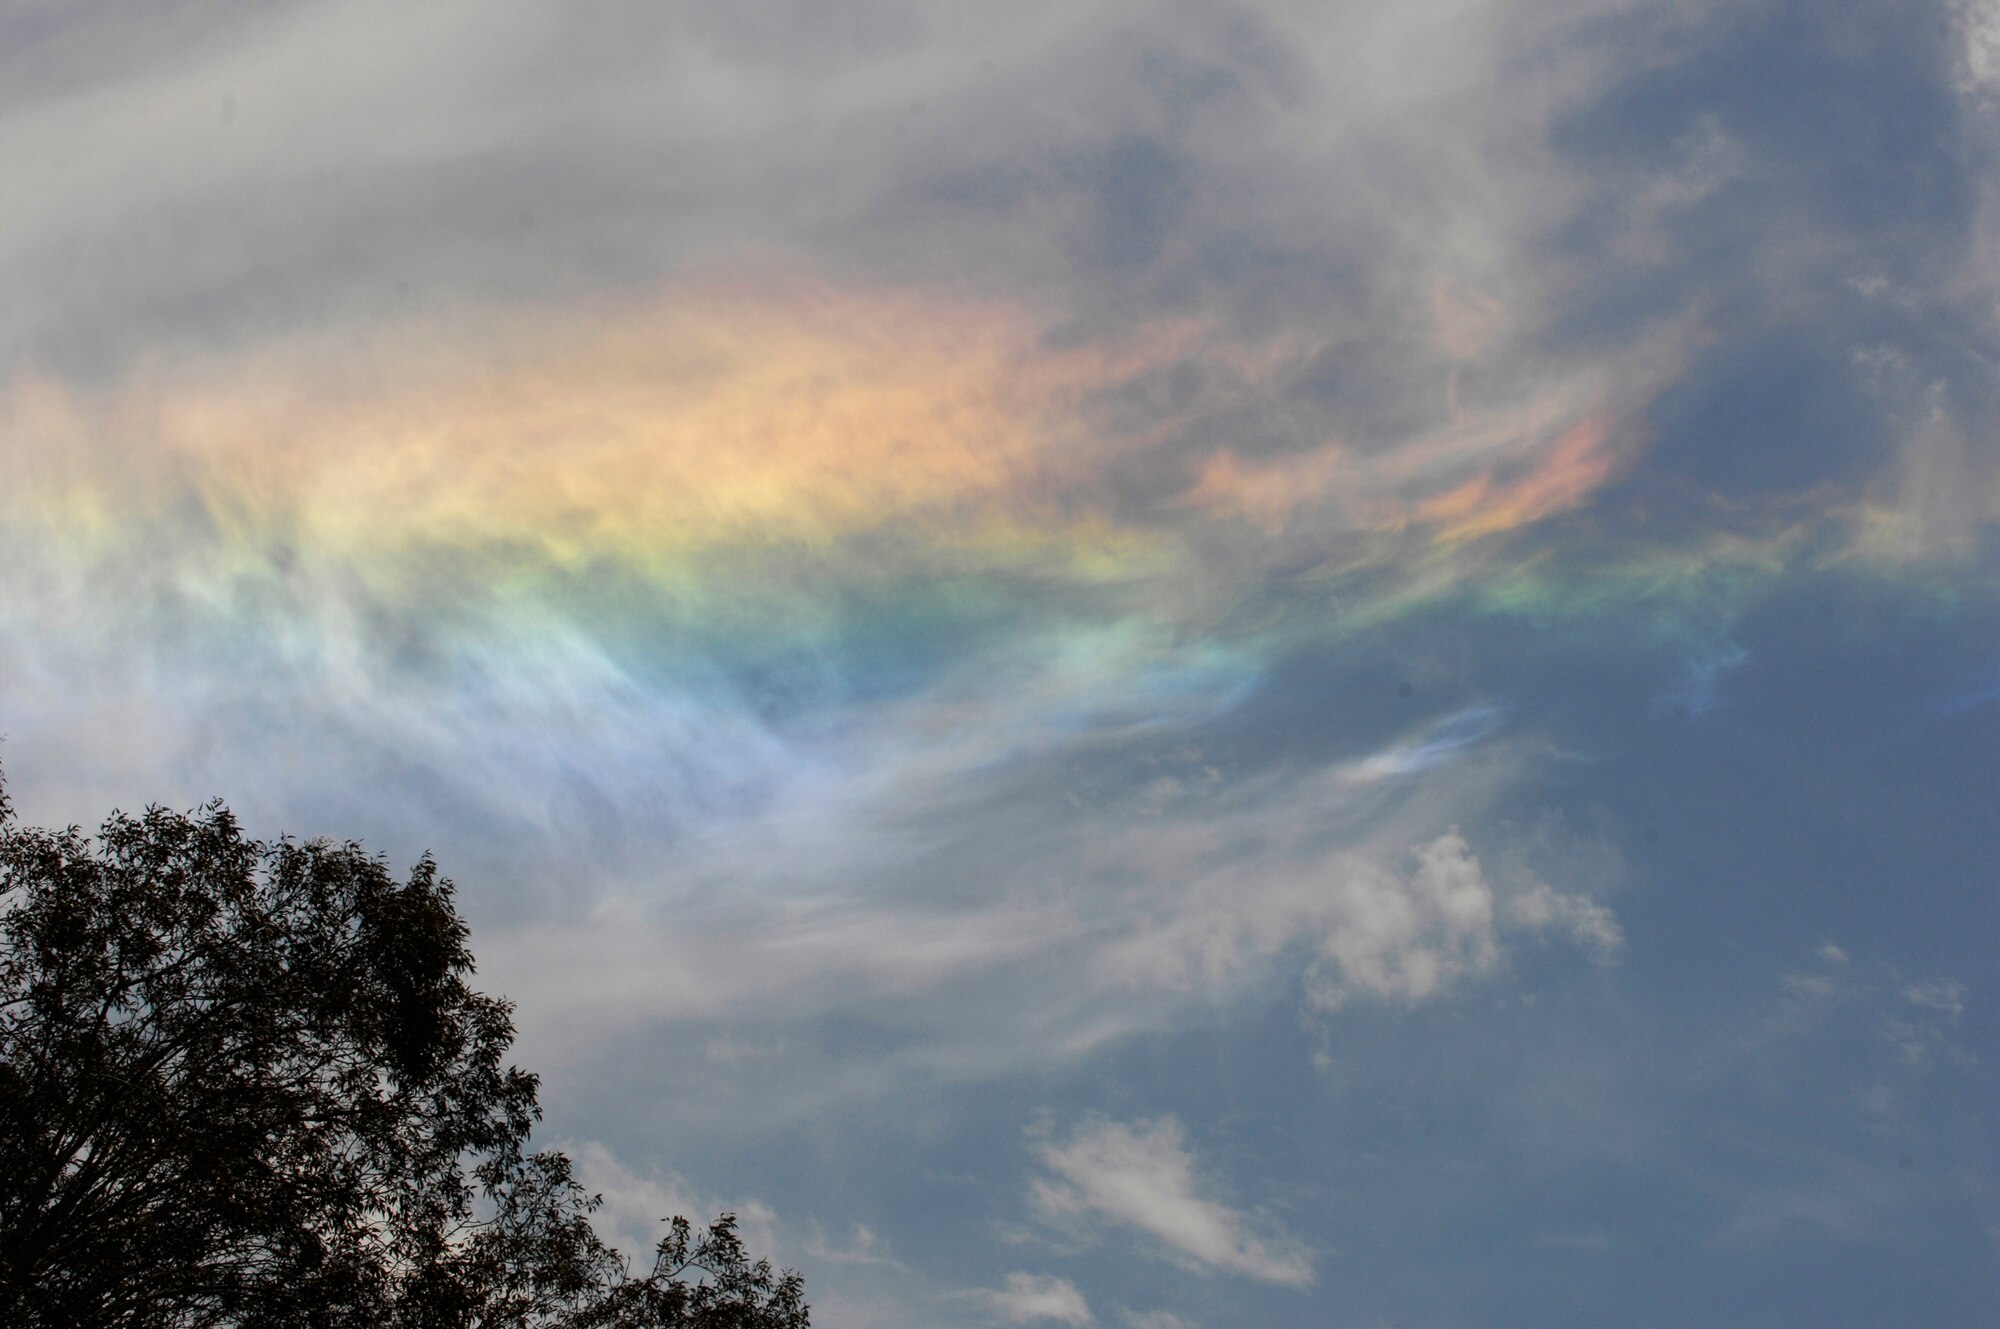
1;2;1995;1325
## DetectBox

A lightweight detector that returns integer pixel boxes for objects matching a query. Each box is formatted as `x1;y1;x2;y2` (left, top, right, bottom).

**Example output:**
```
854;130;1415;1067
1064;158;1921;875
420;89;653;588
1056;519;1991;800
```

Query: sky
1;1;1996;1324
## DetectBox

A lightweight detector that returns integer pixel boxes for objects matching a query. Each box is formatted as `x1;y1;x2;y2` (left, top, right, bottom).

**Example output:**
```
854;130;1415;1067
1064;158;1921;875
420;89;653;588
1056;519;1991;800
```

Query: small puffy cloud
968;1273;1094;1326
1307;830;1499;1009
1508;879;1625;960
1030;1115;1312;1287
1122;1313;1197;1329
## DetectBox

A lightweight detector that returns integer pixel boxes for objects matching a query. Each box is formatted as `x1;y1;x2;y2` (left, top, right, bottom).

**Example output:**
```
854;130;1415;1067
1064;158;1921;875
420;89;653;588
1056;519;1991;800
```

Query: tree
0;771;807;1328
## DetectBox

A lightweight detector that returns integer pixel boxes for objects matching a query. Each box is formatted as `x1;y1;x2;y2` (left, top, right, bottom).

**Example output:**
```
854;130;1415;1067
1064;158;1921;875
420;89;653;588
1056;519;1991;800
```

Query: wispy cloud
965;1273;1094;1326
475;714;1620;1110
565;1140;779;1271
4;0;1996;1323
1121;1313;1196;1329
1029;1116;1313;1287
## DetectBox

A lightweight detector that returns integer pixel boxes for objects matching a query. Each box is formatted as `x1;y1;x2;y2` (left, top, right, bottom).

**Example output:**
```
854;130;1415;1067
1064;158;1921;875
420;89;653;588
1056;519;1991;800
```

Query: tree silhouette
0;772;806;1328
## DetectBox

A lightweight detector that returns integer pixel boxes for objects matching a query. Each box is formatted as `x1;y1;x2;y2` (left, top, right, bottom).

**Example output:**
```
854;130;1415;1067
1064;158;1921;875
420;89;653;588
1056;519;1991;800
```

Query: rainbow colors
1;276;1872;665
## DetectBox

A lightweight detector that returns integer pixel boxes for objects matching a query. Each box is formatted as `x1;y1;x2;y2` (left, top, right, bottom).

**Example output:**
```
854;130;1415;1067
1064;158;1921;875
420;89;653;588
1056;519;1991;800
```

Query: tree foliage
0;774;806;1328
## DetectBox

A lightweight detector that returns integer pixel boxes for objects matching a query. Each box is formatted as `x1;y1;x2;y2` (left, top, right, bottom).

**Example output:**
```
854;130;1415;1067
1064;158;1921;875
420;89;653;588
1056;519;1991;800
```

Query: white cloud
485;887;1088;1069
967;1273;1094;1326
1030;1116;1313;1288
1306;830;1499;1008
1712;1149;1912;1250
1099;804;1612;1016
1122;1313;1197;1329
805;1222;906;1271
1870;397;2000;562
1901;980;1966;1019
1955;0;2000;99
478;709;1622;1137
565;1140;778;1270
1509;878;1624;959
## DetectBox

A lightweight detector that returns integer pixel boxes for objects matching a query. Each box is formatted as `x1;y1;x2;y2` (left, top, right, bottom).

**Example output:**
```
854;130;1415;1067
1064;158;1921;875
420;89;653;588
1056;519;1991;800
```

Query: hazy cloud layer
3;1;1995;1326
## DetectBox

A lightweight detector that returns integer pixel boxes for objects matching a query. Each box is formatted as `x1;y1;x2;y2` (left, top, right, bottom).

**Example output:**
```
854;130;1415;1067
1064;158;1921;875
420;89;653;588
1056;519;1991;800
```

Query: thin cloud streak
1030;1116;1313;1287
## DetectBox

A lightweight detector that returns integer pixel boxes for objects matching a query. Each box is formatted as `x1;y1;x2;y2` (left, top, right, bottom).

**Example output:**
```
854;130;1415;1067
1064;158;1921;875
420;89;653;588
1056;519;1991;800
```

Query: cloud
1711;1149;1918;1251
1953;0;2000;99
565;1140;778;1270
1900;979;1967;1019
451;693;1634;1155
1092;763;1620;1015
1508;879;1625;959
1649;639;1750;718
0;282;1180;566
1415;416;1622;543
1029;1115;1313;1287
1846;365;2000;566
4;5;1993;1321
471;701;1630;1117
804;1222;906;1272
1302;830;1500;1008
10;0;1941;1003
966;1273;1094;1326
